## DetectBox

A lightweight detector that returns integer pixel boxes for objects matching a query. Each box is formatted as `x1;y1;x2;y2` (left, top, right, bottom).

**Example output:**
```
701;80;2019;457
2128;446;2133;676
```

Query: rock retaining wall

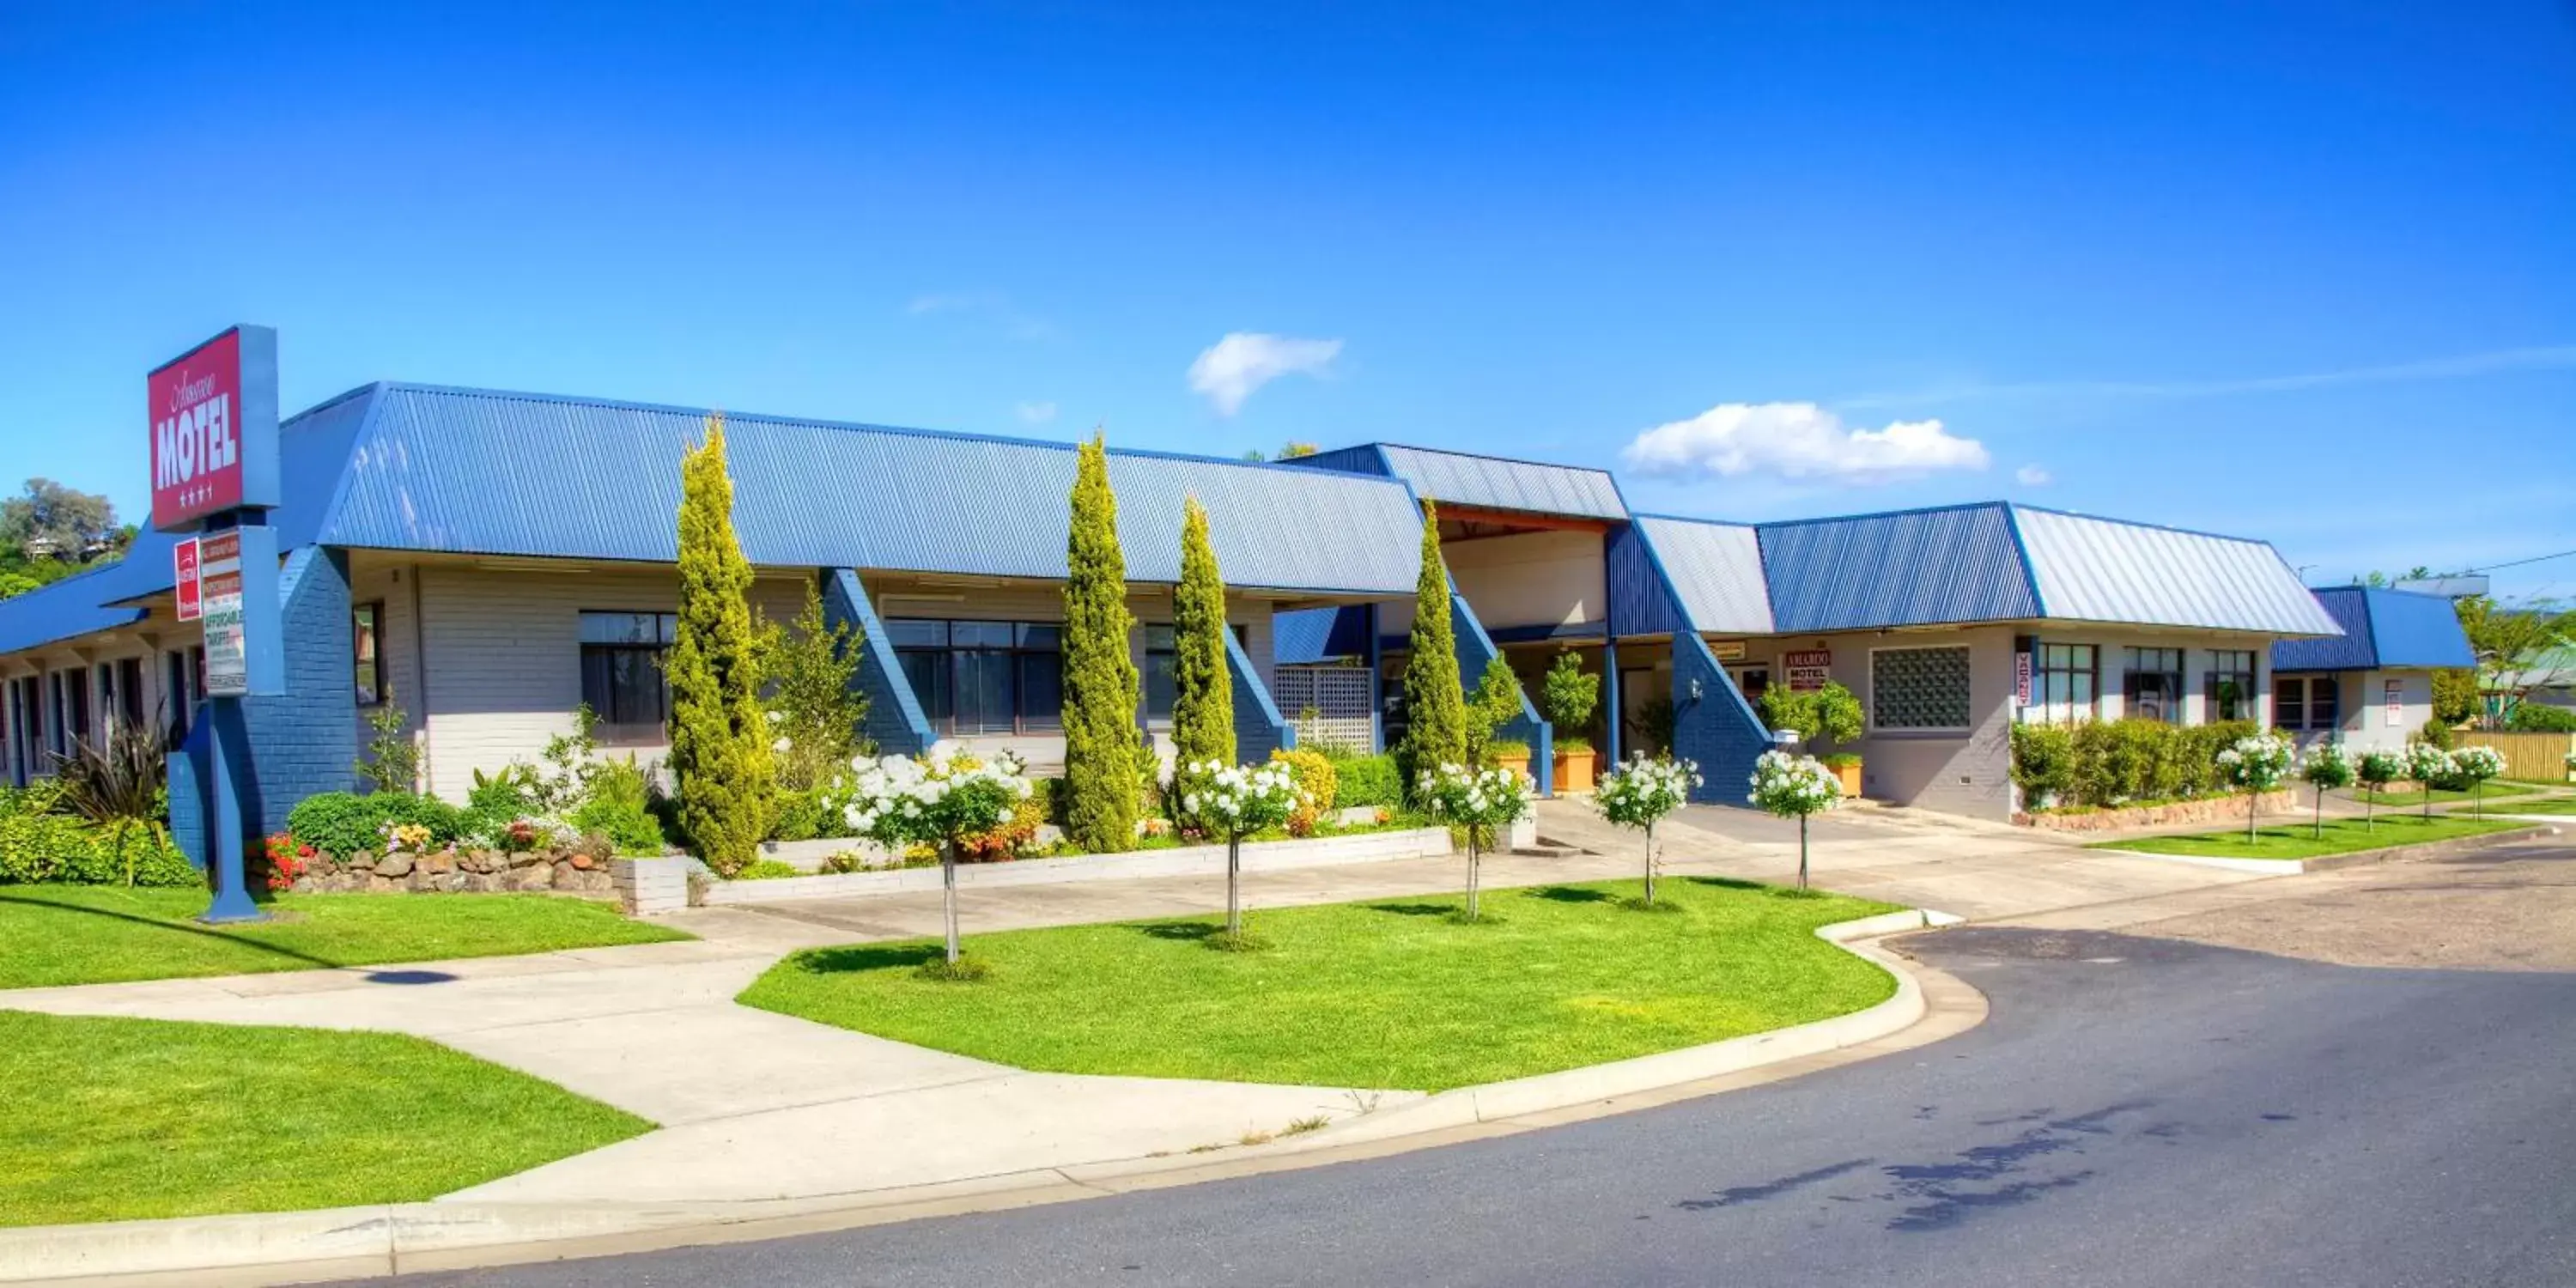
285;848;617;896
2019;790;2297;833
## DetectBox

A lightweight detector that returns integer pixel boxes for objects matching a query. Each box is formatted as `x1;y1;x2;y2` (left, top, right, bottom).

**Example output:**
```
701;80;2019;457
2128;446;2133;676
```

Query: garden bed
2019;790;2295;833
737;876;1899;1091
702;826;1454;905
280;845;623;896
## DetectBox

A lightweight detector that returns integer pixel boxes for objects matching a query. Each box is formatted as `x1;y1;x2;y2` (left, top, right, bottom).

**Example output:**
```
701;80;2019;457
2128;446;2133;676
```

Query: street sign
197;531;249;696
149;325;281;532
173;537;203;622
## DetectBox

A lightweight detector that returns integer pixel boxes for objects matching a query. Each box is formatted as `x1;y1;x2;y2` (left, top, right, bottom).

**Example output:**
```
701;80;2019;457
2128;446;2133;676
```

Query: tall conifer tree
1399;501;1467;788
669;415;774;876
1170;496;1236;773
1062;434;1142;851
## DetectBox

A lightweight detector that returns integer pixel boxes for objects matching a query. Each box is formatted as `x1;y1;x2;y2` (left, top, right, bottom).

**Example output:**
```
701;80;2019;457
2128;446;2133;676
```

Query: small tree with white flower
1748;750;1840;890
2297;743;2353;841
2564;749;2576;783
2352;748;2403;833
1179;759;1306;948
843;749;1033;976
2402;742;2455;823
1417;762;1532;921
1594;754;1701;907
2451;744;2506;817
2214;733;2295;846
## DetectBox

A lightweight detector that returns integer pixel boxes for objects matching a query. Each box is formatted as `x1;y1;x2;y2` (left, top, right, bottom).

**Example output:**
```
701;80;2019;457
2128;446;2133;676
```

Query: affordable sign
149;326;281;532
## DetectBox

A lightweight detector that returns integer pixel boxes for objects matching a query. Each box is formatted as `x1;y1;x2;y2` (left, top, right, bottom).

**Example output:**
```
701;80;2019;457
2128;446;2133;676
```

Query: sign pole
203;702;261;922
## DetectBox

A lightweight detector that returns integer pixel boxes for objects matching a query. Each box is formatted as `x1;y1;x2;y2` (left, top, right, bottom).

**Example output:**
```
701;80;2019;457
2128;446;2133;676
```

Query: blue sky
3;3;2571;597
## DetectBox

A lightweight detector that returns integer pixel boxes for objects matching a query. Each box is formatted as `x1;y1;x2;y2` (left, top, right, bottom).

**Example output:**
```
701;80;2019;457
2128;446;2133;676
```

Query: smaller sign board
173;538;203;622
2385;678;2405;728
1708;640;1747;662
2014;651;2033;707
1784;648;1832;692
197;532;249;697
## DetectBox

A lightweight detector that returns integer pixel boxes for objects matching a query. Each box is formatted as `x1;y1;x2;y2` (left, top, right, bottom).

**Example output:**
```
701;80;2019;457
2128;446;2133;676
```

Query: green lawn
739;878;1901;1091
2492;799;2576;816
2091;812;2530;861
0;1010;649;1227
0;888;690;991
2350;781;2546;807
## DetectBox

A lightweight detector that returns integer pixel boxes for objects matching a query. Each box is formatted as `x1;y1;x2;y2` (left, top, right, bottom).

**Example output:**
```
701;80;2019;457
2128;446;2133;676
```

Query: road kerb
0;909;1969;1288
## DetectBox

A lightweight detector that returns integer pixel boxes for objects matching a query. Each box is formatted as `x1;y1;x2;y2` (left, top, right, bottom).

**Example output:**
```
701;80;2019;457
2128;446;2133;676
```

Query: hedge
2008;719;2260;811
1325;752;1402;809
0;787;197;887
285;792;468;857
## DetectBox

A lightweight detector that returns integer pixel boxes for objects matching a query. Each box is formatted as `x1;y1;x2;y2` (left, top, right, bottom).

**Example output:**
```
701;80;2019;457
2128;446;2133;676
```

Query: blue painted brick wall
1224;629;1294;762
171;547;361;866
1450;591;1552;796
823;568;934;756
1672;631;1769;806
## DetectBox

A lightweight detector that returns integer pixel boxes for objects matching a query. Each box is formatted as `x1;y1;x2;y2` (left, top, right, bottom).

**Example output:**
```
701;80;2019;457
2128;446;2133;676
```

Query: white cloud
1188;332;1343;416
2015;464;2051;487
1839;343;2576;410
1015;401;1058;425
1621;401;1990;485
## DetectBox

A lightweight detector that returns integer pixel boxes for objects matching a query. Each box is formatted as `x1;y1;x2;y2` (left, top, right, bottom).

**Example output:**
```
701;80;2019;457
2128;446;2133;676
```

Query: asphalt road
372;848;2576;1288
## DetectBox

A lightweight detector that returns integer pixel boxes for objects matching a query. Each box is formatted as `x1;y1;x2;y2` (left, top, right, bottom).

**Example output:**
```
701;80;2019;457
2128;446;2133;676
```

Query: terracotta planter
1496;751;1532;787
1552;748;1598;793
1828;760;1863;799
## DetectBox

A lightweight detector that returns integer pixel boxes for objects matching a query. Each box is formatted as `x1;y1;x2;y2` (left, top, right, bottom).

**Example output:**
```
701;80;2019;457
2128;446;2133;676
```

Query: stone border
2019;790;2295;833
2104;822;2559;877
0;908;1967;1286
701;827;1454;905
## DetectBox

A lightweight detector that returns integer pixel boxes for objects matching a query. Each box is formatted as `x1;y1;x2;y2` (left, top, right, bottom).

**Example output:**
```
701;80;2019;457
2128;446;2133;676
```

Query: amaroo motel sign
150;325;286;922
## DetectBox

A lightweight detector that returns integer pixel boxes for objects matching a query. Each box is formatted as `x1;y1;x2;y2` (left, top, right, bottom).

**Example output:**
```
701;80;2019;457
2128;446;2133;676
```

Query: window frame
888;617;1068;737
577;610;680;731
1868;643;1976;735
2122;647;2187;725
2031;642;2098;726
2276;675;2339;732
2204;649;2259;724
353;600;387;708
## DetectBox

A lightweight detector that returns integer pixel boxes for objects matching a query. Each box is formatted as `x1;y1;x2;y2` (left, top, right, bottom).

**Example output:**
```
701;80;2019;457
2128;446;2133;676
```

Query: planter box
1507;815;1539;852
1495;752;1533;788
1552;749;1598;794
611;855;694;915
702;826;1455;905
1828;760;1862;799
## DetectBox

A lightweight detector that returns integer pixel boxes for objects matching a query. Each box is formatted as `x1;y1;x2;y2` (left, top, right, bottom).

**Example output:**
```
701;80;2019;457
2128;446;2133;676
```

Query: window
63;671;89;753
166;650;198;743
354;601;386;707
117;658;144;729
94;663;116;738
578;611;678;726
2123;647;2185;724
2032;643;2096;726
1871;646;1973;732
889;618;1065;736
2277;676;2340;732
1144;625;1178;720
2205;650;2257;723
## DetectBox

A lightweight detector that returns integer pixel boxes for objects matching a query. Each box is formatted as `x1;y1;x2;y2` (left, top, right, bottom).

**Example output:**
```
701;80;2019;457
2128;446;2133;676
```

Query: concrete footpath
0;805;2297;1284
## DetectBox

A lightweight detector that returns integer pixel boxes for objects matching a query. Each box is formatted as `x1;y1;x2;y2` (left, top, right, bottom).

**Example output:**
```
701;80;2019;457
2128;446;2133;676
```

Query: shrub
1397;502;1467;792
354;697;419;794
0;787;197;887
1170;497;1236;772
733;858;803;881
1540;650;1600;753
571;798;667;856
1759;682;1863;748
1327;753;1401;809
669;413;777;877
2017;718;2267;811
956;794;1044;863
52;723;167;824
2418;718;2455;750
762;578;873;792
1060;434;1142;853
2008;722;2077;807
769;789;829;842
1267;747;1337;835
286;792;465;857
2506;702;2576;732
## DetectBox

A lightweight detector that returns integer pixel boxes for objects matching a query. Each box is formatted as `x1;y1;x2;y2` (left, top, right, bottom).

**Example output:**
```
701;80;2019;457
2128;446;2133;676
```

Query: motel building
0;376;2358;859
2267;586;2477;752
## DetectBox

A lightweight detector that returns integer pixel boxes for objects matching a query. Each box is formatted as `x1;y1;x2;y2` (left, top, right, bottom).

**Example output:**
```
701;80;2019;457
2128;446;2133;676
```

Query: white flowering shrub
2354;749;2405;789
2298;743;2354;792
1415;762;1534;831
2452;744;2506;783
1595;755;1700;831
841;750;1034;850
2214;734;2295;793
1747;750;1840;818
2401;741;2455;788
1180;760;1306;840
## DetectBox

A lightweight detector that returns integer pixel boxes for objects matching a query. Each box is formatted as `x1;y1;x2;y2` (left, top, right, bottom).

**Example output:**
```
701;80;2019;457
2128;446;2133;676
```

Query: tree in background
1061;434;1142;852
1398;502;1466;789
2457;594;2576;723
1463;655;1526;769
0;479;131;600
668;415;775;877
762;579;872;793
1170;497;1236;781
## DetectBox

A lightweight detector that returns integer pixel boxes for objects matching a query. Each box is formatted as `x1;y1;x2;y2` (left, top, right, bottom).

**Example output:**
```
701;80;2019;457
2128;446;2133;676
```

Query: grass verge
0;1010;650;1227
2090;812;2530;861
739;878;1900;1091
2350;781;2543;807
0;888;689;990
2490;799;2576;816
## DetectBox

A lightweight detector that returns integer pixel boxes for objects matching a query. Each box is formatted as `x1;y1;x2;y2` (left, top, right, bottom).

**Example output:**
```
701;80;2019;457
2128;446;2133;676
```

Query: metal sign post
150;325;285;925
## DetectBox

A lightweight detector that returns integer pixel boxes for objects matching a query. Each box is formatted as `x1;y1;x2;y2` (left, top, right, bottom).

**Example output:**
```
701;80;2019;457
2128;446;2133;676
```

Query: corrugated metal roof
2014;505;2342;635
1633;515;1774;635
2273;586;2472;671
1272;605;1375;664
323;386;1424;595
1759;503;2040;632
1291;443;1627;520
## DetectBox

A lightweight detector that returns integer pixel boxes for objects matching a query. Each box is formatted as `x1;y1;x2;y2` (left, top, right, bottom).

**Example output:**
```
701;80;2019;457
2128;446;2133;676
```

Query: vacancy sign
149;326;281;532
173;538;204;622
197;531;250;697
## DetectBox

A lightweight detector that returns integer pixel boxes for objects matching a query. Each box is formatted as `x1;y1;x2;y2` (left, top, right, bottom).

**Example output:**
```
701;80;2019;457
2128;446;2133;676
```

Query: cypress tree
1061;434;1141;852
668;414;775;877
1399;501;1467;787
1170;495;1236;773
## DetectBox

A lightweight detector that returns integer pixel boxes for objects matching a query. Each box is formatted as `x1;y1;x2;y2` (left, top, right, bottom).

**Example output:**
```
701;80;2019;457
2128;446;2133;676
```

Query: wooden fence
2455;731;2574;783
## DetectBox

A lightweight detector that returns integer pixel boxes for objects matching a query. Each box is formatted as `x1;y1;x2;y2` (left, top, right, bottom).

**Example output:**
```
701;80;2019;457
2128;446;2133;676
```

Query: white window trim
1867;643;1977;736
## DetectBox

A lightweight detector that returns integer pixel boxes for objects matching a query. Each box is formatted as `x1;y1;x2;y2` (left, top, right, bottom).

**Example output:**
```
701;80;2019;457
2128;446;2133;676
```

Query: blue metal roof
1272;605;1375;665
2272;586;2473;672
2013;505;2342;635
1290;442;1629;521
1631;516;1774;635
319;386;1425;595
1759;503;2041;633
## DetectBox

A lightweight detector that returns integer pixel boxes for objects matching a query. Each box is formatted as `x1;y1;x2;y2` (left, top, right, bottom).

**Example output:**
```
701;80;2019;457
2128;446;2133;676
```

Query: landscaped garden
738;876;1899;1091
0;886;688;990
0;1010;650;1227
2090;812;2530;862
